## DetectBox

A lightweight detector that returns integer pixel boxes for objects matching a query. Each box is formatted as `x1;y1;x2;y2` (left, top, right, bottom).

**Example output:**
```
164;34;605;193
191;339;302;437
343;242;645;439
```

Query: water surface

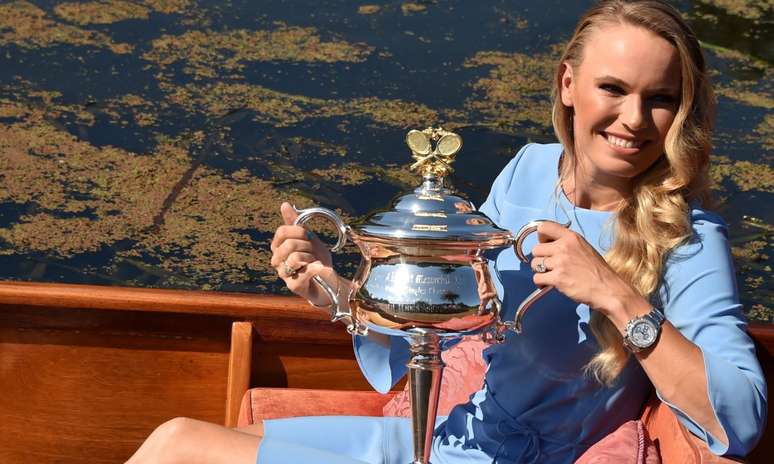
0;0;771;322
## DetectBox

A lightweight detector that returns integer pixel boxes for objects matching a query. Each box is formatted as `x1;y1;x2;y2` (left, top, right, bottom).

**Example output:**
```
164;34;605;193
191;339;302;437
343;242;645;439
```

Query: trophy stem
407;329;444;464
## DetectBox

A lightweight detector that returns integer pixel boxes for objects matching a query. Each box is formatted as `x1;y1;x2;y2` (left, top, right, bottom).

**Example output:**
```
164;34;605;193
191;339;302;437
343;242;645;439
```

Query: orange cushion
639;396;740;463
238;388;396;425
575;420;660;464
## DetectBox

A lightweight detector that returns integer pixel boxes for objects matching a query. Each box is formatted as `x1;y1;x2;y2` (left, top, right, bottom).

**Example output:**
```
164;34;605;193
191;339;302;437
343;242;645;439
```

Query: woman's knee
148;417;199;464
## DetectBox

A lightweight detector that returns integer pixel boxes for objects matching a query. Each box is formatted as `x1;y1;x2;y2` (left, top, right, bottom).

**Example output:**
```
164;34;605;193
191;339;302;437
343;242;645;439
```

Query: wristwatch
623;307;666;353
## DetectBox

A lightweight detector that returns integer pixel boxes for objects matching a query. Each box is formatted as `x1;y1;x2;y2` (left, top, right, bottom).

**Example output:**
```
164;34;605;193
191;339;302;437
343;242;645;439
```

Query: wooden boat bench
0;282;770;463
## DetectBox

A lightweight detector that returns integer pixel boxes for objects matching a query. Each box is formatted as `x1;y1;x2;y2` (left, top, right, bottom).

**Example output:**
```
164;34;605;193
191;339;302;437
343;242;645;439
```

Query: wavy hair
551;0;715;384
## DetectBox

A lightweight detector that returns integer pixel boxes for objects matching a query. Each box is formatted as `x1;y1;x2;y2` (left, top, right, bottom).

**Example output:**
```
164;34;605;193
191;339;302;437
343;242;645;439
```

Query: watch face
630;320;657;348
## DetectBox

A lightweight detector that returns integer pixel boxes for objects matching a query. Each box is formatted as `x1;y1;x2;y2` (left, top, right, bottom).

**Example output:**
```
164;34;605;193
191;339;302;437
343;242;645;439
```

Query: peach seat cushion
239;336;737;463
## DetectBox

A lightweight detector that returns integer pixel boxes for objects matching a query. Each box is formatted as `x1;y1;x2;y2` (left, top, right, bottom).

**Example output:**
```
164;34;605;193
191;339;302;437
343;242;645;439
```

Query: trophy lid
355;127;512;244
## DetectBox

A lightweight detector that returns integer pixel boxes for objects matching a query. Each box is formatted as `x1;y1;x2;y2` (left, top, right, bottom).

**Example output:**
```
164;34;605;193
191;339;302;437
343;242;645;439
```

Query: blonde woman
126;1;766;463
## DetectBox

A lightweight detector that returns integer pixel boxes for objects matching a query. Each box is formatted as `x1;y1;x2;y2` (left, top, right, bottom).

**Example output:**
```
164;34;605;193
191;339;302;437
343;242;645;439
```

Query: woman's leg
235;422;265;436
125;417;262;464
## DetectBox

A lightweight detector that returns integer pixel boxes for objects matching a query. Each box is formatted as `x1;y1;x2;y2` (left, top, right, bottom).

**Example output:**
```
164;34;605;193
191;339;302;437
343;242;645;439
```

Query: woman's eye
650;94;677;104
600;84;624;95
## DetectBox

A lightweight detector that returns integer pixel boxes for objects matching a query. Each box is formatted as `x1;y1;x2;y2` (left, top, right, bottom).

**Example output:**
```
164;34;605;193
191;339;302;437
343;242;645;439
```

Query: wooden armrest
237;388;397;426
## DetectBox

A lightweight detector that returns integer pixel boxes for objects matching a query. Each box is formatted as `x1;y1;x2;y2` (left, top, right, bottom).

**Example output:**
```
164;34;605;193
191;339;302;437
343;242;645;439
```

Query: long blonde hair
551;0;715;384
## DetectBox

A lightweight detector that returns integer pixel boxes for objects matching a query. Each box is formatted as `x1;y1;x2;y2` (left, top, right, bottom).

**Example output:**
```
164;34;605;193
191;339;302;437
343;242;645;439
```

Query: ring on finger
535;257;547;274
282;260;298;277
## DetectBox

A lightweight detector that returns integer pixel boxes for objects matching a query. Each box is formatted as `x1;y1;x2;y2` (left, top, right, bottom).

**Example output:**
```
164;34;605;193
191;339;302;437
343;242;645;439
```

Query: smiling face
560;23;682;185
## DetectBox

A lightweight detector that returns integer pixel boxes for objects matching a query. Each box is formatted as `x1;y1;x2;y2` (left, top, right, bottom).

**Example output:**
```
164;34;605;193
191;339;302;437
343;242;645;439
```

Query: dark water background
0;0;771;322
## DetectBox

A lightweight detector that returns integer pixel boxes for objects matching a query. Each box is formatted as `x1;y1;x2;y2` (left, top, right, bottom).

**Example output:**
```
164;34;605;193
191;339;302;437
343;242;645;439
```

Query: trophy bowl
292;127;561;464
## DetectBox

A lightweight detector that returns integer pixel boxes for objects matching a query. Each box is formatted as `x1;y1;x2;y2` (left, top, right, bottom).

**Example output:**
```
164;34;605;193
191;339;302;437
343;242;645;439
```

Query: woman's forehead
578;23;681;90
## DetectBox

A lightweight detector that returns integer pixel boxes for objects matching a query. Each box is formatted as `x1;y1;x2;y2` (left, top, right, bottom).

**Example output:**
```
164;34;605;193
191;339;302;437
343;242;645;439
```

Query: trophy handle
510;219;571;333
293;207;367;336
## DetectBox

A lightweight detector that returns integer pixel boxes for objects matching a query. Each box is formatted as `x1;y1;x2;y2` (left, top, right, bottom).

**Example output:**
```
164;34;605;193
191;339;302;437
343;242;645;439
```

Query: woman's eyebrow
595;75;678;94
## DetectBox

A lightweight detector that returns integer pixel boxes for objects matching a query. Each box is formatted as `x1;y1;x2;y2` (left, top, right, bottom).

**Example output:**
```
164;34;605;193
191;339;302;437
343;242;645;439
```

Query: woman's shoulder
495;142;563;186
687;207;730;245
514;142;564;164
479;143;564;221
667;207;732;269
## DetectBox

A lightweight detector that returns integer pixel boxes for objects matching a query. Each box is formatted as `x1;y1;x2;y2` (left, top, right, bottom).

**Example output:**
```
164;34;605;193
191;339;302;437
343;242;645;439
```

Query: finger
304;262;339;294
283;251;318;273
530;242;554;258
285;261;335;296
537;221;570;243
270;238;315;267
306;261;337;282
280;202;299;226
271;225;310;252
531;256;550;274
532;271;552;288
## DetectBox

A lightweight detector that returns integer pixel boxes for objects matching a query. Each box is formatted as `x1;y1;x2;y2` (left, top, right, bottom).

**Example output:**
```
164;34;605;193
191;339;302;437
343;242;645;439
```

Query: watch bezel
628;318;659;348
623;308;665;353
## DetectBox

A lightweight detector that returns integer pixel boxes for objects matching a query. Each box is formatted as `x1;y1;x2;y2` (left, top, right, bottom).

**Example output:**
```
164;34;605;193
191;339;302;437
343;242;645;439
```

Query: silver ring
535;258;547;273
282;260;298;277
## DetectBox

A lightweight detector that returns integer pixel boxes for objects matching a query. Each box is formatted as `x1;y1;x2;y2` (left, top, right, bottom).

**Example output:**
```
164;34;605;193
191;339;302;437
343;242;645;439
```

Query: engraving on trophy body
352;257;496;333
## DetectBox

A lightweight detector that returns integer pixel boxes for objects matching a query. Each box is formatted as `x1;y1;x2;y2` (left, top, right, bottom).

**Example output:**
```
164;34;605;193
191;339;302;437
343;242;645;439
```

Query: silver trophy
294;127;560;464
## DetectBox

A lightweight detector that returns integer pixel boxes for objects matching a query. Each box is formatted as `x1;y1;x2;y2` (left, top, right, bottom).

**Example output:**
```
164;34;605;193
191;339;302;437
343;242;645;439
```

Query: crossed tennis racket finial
406;127;463;178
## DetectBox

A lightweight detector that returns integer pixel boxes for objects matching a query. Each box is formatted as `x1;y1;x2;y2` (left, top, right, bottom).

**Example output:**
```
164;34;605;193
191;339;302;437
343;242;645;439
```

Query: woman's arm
531;218;766;456
605;295;728;443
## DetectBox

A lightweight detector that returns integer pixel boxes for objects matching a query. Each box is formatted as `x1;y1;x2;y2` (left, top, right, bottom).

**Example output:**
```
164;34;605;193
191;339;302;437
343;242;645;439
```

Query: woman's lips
601;132;648;153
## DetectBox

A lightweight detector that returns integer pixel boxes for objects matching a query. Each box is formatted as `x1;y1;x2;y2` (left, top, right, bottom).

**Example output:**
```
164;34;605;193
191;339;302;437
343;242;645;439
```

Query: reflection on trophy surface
293;127;560;464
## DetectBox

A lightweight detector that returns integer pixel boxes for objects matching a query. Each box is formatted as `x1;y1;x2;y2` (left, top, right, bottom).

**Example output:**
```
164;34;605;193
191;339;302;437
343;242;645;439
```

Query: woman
127;1;766;463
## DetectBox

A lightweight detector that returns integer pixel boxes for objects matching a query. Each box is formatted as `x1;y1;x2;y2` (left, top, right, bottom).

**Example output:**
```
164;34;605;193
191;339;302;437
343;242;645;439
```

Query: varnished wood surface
225;322;254;427
0;281;308;315
0;281;349;345
0;281;365;464
0;281;771;463
0;328;229;463
749;324;774;355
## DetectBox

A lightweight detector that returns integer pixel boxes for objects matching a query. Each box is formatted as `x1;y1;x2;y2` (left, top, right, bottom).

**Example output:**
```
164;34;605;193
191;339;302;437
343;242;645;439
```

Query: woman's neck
560;153;631;211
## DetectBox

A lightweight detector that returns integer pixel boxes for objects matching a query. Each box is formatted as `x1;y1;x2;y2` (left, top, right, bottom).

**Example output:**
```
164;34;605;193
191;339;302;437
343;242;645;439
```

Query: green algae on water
166;82;439;129
703;43;773;110
697;0;772;20
119;165;322;289
358;5;381;15
401;3;428;15
463;48;560;132
747;304;774;323
0;122;191;256
144;24;374;80
141;0;192;14
54;1;151;25
710;155;774;193
755;114;774;152
0;1;132;53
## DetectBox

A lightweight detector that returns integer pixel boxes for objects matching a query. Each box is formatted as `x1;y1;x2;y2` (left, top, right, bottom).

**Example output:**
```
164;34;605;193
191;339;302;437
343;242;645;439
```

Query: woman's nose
621;95;648;130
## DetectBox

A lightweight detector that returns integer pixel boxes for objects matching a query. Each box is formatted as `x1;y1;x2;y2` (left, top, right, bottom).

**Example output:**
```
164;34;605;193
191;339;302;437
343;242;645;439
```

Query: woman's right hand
270;202;339;306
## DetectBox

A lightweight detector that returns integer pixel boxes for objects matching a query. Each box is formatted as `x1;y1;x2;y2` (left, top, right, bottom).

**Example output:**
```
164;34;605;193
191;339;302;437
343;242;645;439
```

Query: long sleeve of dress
657;210;767;456
352;332;410;394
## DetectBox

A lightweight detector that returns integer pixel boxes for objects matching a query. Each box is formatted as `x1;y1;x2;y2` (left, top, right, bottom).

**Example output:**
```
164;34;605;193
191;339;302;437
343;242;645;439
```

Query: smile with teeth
603;133;644;149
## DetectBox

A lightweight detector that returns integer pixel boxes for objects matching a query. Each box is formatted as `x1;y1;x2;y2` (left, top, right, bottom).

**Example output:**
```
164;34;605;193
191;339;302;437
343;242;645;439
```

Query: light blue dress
257;143;767;463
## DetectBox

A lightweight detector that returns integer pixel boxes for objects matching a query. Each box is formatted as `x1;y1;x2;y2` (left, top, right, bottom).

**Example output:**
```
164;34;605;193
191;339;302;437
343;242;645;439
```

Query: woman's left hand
530;221;638;318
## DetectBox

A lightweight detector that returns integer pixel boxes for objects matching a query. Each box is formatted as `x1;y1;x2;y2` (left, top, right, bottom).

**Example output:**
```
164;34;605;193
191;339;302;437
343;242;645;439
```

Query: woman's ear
560;62;574;107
